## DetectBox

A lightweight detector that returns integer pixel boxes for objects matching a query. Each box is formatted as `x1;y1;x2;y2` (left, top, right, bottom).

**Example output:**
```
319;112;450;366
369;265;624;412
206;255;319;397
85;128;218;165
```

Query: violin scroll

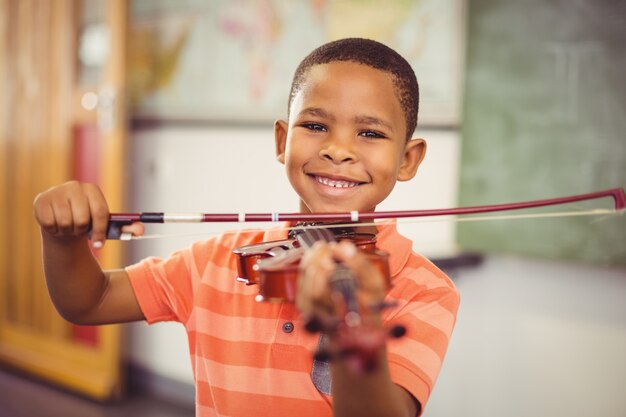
305;307;406;373
311;322;406;373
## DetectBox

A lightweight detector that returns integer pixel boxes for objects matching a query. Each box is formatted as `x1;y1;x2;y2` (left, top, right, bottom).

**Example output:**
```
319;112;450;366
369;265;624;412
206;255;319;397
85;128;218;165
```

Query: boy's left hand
296;240;386;331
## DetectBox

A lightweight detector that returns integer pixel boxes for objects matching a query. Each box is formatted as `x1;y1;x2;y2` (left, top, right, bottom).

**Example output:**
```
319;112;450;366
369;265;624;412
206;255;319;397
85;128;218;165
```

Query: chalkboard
458;0;626;266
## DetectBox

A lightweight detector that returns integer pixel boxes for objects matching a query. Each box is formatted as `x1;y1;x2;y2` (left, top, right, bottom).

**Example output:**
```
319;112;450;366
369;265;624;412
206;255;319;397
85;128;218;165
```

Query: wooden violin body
233;230;390;302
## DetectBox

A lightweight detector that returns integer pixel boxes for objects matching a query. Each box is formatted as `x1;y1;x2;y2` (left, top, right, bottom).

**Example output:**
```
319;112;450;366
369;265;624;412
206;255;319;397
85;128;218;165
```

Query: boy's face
275;61;425;214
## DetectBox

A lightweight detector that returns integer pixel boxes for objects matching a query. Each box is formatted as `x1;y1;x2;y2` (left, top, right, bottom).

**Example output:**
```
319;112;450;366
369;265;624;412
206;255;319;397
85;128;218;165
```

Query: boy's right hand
33;181;143;248
34;181;146;324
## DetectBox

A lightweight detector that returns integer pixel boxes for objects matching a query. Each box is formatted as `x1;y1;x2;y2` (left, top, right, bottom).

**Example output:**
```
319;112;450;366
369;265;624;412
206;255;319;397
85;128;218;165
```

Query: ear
397;138;427;181
274;119;288;164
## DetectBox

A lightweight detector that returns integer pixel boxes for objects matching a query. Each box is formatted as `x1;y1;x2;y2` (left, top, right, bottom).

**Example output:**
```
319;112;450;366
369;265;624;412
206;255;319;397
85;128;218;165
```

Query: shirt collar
374;219;413;278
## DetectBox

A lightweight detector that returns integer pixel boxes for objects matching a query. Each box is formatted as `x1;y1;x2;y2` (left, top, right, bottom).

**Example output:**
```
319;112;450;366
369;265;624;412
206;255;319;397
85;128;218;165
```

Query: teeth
315;176;359;188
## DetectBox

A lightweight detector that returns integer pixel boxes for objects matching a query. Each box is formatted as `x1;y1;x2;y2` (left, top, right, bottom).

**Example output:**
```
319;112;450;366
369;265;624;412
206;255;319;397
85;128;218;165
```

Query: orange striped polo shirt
126;221;459;417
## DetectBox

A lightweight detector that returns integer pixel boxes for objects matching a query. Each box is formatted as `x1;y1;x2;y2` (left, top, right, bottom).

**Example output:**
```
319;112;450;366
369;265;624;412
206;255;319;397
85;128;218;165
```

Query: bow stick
102;188;626;240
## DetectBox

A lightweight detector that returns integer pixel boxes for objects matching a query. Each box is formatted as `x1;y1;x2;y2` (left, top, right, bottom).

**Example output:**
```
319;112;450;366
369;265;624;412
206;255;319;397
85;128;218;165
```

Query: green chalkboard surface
458;1;626;266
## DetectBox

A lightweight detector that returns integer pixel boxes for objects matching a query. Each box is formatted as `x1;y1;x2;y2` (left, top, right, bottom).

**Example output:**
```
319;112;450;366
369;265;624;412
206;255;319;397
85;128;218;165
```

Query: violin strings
123;207;622;241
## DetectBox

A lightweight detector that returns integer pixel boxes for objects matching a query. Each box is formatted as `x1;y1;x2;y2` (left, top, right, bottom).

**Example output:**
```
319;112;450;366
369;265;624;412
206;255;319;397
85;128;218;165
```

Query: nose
319;134;357;164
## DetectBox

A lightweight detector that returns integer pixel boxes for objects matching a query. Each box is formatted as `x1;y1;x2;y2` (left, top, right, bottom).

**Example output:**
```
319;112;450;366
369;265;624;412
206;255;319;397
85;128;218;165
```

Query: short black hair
288;38;419;140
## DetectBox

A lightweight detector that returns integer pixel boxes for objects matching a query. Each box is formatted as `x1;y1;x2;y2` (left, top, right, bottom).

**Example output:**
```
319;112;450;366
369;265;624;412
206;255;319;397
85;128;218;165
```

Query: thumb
121;222;145;237
333;241;386;303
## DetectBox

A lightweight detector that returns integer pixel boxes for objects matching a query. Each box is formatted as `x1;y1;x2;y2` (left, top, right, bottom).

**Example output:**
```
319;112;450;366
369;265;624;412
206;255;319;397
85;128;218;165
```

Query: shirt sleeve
384;263;460;415
126;247;195;325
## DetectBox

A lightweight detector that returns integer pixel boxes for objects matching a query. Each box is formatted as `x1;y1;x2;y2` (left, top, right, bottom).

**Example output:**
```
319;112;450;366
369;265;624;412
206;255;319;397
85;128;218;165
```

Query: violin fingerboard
295;227;336;248
332;265;359;313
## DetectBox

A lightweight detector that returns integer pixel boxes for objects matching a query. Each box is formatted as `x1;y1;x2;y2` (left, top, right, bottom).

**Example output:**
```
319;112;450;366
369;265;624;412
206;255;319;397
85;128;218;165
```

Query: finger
33;194;59;235
51;197;74;236
83;183;109;247
297;242;325;314
310;252;333;298
297;242;334;315
121;222;145;237
69;191;91;237
333;241;385;304
296;260;316;314
300;245;341;335
55;181;85;237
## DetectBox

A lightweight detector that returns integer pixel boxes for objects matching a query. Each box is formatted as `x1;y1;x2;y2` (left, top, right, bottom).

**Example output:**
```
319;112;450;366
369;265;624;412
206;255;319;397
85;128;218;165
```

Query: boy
34;38;459;417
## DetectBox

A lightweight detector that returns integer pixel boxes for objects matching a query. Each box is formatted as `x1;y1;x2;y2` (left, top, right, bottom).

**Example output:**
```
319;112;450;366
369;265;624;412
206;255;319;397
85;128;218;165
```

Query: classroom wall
458;0;626;264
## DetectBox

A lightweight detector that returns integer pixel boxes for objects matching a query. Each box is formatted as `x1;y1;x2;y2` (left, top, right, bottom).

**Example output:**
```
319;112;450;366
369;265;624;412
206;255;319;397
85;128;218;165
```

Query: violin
233;226;388;301
233;224;405;372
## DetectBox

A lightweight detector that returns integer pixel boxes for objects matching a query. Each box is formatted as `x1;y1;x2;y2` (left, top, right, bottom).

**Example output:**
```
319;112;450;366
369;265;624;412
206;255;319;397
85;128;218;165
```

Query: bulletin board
458;1;626;266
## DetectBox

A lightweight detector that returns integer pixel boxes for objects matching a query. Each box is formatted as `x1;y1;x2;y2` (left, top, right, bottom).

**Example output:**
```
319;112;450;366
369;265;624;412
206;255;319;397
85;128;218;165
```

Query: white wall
429;256;626;417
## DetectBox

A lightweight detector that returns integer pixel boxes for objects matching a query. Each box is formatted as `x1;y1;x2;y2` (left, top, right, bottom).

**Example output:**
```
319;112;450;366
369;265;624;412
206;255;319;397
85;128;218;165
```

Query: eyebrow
297;107;336;121
353;115;394;132
297;107;394;132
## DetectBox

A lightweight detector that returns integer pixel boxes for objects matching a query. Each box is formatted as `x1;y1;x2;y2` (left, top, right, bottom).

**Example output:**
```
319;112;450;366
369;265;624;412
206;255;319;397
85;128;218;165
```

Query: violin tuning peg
305;316;323;333
389;325;406;339
305;315;341;334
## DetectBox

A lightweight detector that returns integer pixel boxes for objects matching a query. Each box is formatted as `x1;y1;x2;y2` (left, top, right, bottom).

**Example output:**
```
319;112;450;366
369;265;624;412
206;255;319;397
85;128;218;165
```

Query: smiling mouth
311;174;365;188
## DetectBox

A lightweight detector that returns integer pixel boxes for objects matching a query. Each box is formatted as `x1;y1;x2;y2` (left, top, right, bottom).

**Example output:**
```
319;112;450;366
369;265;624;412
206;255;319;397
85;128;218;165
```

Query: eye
359;130;387;139
301;123;327;132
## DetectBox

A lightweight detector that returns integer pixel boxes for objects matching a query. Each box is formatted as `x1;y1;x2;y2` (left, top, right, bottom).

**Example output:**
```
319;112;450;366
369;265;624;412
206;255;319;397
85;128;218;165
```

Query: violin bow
103;188;625;240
